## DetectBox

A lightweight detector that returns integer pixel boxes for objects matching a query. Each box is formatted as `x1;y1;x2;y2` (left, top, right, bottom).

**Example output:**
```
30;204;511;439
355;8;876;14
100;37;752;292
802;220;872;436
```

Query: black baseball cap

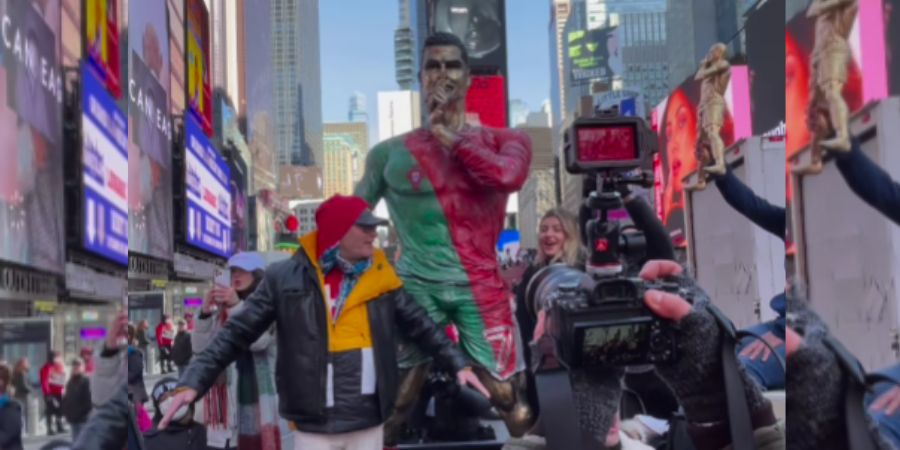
356;209;389;227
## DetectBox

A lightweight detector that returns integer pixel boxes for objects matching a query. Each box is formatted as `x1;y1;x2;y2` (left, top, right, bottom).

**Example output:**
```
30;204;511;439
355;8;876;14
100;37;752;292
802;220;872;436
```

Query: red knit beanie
315;195;371;259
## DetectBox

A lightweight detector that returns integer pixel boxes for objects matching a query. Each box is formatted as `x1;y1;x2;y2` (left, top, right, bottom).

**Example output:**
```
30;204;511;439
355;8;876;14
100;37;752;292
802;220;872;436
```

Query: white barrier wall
791;97;900;371
683;137;786;330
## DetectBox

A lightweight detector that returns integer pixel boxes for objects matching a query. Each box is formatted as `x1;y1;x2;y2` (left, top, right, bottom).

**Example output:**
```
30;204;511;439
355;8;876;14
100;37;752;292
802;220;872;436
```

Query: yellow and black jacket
180;231;467;434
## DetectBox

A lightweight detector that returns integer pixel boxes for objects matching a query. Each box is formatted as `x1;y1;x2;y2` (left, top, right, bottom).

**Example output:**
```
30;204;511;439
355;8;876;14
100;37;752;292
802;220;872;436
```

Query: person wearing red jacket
39;351;66;435
155;316;175;374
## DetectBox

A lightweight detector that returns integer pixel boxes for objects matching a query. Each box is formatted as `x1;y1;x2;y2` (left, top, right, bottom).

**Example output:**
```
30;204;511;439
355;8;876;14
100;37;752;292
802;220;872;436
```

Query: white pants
292;425;384;450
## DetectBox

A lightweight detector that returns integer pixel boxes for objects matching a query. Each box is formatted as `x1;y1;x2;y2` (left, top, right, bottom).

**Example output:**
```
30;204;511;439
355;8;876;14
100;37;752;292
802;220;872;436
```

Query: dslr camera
526;111;690;369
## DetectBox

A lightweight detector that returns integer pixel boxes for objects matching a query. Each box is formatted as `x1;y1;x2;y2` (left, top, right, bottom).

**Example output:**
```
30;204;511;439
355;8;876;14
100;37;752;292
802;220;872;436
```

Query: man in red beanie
160;194;488;450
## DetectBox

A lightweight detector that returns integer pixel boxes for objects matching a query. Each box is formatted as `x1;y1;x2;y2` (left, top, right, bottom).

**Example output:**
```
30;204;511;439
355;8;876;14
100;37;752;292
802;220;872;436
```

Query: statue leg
384;363;432;446
473;368;535;438
706;125;727;175
820;80;851;152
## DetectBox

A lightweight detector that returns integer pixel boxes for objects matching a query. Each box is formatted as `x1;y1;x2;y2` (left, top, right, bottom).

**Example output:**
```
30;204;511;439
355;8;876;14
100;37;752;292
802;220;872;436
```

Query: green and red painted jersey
355;126;532;378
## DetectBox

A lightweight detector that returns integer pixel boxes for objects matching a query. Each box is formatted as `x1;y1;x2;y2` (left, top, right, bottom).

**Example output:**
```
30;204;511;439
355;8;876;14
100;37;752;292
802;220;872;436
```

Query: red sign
84;0;121;98
465;75;507;129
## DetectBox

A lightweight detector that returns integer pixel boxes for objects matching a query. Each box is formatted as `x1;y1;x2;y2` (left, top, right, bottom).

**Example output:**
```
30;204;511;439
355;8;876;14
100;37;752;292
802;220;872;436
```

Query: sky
319;0;551;143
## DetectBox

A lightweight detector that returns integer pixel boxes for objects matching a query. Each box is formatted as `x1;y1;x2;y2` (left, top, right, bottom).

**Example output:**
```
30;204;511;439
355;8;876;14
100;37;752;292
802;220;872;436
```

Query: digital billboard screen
429;0;507;71
567;27;622;82
128;0;173;261
746;0;784;137
185;116;232;258
81;64;128;265
84;0;121;99
0;0;65;274
185;0;212;137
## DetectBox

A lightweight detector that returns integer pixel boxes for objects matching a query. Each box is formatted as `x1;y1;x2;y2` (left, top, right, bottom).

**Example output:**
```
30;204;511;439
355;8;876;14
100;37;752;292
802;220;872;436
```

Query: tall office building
269;0;323;168
243;0;277;191
378;91;422;142
324;122;370;183
510;99;530;128
349;92;369;123
395;0;420;89
517;127;555;249
323;136;356;198
666;0;742;88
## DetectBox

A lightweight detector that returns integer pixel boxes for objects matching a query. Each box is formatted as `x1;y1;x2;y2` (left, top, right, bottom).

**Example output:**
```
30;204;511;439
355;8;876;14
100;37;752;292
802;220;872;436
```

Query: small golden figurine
690;43;730;191
804;0;858;173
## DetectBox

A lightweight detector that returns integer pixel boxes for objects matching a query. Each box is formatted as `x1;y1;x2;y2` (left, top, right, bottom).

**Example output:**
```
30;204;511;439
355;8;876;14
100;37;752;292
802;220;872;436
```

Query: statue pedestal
790;96;900;372
682;136;786;330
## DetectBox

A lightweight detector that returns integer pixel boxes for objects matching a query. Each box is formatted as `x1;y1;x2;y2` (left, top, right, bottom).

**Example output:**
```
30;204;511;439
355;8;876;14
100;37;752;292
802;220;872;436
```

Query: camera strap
534;368;599;450
822;334;883;450
707;304;757;450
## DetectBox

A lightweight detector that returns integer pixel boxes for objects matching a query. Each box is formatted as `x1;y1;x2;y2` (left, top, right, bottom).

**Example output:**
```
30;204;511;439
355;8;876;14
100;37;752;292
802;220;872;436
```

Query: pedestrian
0;362;23;450
143;378;205;450
126;324;150;408
62;358;91;442
155;316;175;374
39;351;66;435
136;320;151;373
160;195;490;450
11;358;31;436
79;347;95;377
170;320;192;378
183;313;195;332
190;251;281;450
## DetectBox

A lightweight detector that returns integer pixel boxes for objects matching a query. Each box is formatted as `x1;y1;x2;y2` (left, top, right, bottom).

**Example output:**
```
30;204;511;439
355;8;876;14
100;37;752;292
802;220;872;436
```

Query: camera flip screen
576;125;639;163
581;322;649;363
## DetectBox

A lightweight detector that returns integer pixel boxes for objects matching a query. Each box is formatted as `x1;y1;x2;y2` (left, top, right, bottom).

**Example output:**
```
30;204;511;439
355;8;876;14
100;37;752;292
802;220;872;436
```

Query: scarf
203;278;281;450
318;246;371;321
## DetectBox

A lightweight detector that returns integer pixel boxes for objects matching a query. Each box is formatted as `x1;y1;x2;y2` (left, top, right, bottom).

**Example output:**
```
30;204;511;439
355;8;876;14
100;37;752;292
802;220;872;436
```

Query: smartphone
214;267;230;287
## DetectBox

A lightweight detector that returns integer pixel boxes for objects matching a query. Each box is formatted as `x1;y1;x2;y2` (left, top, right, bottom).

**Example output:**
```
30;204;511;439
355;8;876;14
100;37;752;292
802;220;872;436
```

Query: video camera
526;110;690;369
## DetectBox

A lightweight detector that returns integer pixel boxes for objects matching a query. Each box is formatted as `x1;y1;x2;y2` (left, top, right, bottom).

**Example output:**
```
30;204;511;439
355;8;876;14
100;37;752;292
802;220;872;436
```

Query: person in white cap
190;251;282;450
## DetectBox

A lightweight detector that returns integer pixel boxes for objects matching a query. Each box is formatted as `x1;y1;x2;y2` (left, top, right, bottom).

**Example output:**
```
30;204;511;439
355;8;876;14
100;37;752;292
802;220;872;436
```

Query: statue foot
792;159;823;175
685;178;707;192
820;136;851;153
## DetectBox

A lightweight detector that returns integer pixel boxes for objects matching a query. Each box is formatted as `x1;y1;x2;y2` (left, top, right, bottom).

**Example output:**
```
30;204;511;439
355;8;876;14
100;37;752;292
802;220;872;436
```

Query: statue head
420;32;471;114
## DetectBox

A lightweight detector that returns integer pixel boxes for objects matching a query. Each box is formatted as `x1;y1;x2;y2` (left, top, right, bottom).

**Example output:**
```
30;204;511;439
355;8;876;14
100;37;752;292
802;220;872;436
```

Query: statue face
420;45;471;112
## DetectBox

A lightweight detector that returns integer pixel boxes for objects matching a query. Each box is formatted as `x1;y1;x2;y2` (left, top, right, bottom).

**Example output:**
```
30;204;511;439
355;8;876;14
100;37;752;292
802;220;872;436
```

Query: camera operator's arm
785;295;893;450
640;261;782;449
621;187;675;260
712;169;786;239
450;128;532;192
834;138;900;226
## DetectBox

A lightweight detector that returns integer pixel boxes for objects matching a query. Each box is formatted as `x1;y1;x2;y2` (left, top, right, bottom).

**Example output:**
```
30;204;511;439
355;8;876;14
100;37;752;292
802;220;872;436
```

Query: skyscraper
600;0;670;106
395;0;419;89
349;92;369;123
509;99;529;128
377;91;422;142
665;0;742;88
323;136;356;198
270;0;323;168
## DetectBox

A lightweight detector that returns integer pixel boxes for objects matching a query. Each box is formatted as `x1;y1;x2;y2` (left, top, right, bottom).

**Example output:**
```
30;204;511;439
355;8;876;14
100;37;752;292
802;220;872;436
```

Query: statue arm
354;143;389;207
807;0;854;17
451;129;532;192
695;60;730;80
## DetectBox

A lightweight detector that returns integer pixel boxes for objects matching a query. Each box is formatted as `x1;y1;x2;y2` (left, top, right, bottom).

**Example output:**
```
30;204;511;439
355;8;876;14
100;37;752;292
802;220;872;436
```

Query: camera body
526;111;687;369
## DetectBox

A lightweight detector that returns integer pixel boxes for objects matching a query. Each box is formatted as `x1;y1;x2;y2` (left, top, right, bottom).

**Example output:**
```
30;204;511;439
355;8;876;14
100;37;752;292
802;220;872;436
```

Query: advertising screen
567;27;622;82
653;66;751;247
81;64;128;265
0;0;65;274
185;0;212;137
84;0;120;99
185;116;232;258
128;0;173;261
429;0;507;71
746;0;784;137
465;74;506;128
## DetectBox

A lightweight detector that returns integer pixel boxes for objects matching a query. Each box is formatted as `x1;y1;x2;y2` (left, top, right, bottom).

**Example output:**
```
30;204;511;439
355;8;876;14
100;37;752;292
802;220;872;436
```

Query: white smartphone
213;268;230;287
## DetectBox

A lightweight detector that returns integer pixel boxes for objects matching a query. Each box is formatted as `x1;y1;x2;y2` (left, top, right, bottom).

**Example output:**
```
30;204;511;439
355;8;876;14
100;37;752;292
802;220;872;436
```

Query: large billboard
128;0;173;261
81;64;128;265
428;0;507;71
746;0;784;137
185;0;212;137
653;65;752;247
0;0;65;274
786;0;899;160
84;0;121;99
185;117;232;258
567;27;622;83
278;165;324;200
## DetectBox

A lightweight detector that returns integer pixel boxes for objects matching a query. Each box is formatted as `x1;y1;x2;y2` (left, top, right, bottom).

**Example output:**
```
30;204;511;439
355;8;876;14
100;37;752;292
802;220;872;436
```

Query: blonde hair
536;209;583;267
